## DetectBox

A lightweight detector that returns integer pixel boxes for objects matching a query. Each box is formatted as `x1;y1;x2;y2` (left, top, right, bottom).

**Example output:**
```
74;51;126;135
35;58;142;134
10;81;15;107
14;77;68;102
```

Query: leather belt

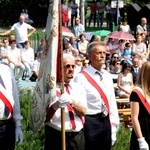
0;118;11;126
86;113;108;118
66;129;83;137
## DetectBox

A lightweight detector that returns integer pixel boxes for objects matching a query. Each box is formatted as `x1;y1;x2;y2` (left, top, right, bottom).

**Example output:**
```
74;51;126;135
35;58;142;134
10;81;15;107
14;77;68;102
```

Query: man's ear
87;53;91;60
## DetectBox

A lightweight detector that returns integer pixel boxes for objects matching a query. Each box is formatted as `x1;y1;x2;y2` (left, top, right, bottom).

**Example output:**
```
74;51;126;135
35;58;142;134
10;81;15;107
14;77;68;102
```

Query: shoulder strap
80;70;110;113
133;87;150;114
0;92;13;115
0;84;13;115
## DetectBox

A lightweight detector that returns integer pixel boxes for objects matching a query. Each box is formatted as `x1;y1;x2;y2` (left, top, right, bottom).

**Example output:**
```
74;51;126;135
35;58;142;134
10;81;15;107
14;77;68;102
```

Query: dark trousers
97;12;104;27
0;118;15;150
71;13;77;27
85;113;111;150
44;126;85;150
88;12;97;27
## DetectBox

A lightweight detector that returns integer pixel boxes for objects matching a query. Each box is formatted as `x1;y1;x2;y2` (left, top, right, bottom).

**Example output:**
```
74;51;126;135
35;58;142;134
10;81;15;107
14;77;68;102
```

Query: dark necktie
135;68;138;74
0;75;10;117
95;71;103;81
64;83;76;130
95;72;108;116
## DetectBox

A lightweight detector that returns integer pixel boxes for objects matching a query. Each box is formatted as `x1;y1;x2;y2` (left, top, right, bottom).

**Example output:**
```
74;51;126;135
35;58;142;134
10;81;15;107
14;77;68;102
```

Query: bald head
19;15;25;24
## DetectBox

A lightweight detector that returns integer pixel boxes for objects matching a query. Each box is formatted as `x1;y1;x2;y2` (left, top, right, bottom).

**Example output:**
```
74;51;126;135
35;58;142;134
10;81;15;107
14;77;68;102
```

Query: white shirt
0;46;11;64
21;47;34;63
78;40;88;57
8;47;21;63
62;4;68;10
70;2;78;15
73;24;85;37
32;58;41;73
105;4;111;13
0;64;22;125
46;81;87;132
74;65;119;126
11;22;32;43
97;2;105;13
120;24;131;33
132;42;147;53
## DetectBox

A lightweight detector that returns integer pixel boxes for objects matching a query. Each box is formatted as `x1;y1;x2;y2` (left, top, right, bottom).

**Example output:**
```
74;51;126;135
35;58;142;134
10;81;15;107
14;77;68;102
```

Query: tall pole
116;0;119;25
59;0;66;150
80;0;85;27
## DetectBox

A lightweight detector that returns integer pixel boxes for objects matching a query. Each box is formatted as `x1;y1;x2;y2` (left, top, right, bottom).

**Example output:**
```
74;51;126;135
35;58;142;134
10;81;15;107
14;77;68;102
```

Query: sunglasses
113;56;119;59
76;60;82;62
127;66;131;68
65;64;75;69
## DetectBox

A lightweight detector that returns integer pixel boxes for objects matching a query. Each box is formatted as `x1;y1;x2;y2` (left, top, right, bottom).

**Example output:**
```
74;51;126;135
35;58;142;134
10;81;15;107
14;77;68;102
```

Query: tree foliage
0;0;149;27
0;0;47;27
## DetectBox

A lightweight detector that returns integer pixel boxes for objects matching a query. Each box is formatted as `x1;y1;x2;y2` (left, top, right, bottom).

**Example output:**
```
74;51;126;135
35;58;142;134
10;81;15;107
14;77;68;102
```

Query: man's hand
15;126;23;145
111;125;118;146
111;132;116;146
52;93;73;110
58;93;72;104
137;137;149;150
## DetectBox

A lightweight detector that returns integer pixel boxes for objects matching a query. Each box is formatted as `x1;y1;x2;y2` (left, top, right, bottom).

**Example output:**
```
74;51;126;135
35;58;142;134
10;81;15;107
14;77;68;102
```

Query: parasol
107;31;135;40
94;30;111;37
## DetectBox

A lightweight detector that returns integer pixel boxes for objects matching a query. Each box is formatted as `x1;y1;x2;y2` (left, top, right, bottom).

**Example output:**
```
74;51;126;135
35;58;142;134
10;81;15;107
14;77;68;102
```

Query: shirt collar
88;65;104;75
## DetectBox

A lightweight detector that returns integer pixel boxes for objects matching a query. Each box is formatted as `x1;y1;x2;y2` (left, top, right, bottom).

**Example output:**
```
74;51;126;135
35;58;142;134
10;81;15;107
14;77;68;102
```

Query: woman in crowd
106;52;119;72
117;59;134;98
110;59;121;96
62;0;69;27
132;35;147;63
130;61;150;150
78;34;89;58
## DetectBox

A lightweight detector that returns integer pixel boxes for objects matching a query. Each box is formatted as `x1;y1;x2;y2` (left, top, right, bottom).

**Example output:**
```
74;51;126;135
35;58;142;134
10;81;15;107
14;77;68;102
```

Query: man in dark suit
131;57;141;85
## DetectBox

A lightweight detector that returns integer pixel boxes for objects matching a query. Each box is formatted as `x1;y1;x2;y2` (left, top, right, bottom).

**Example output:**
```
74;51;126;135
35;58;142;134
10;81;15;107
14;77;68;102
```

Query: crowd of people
62;0;126;28
0;15;42;82
56;15;150;150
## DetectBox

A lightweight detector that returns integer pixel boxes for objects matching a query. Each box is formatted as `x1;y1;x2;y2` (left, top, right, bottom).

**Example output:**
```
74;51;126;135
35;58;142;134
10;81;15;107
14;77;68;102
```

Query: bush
15;87;45;150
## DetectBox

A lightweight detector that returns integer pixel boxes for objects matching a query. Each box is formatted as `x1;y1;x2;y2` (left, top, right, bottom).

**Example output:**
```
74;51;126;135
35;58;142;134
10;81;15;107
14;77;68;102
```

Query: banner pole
58;0;66;150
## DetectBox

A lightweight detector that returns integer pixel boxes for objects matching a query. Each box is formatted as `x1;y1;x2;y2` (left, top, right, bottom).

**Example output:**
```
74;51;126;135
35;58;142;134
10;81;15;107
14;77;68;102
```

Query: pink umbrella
107;31;135;41
62;26;74;37
43;26;74;37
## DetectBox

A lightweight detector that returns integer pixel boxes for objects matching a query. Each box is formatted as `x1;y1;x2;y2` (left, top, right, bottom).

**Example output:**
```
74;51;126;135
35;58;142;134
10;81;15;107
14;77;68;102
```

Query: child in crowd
37;37;44;53
123;42;133;59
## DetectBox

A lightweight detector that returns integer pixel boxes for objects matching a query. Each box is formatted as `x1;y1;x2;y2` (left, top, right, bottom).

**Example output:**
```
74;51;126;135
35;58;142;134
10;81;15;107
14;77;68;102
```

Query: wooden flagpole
58;0;66;150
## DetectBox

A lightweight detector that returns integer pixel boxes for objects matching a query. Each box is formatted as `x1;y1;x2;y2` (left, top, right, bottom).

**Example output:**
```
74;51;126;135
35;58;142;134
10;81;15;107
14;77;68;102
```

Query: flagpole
58;0;66;150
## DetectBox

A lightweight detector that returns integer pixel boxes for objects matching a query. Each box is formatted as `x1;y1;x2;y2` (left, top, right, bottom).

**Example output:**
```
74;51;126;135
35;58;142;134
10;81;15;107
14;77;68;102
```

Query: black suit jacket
130;67;140;85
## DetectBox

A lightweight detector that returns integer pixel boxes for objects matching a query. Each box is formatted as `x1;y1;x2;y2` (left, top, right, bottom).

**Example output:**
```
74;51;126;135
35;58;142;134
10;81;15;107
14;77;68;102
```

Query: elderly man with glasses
44;54;87;150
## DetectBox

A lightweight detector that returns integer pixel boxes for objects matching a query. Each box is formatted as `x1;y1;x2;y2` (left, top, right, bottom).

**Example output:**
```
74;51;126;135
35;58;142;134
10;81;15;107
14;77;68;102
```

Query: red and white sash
133;87;150;114
46;90;84;128
80;70;110;114
0;84;14;115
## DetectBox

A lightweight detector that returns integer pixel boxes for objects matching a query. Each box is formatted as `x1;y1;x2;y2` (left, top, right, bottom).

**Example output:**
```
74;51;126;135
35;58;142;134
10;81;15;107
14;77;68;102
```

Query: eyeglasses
127;45;131;47
65;64;75;69
127;66;131;68
75;60;82;62
113;56;119;59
